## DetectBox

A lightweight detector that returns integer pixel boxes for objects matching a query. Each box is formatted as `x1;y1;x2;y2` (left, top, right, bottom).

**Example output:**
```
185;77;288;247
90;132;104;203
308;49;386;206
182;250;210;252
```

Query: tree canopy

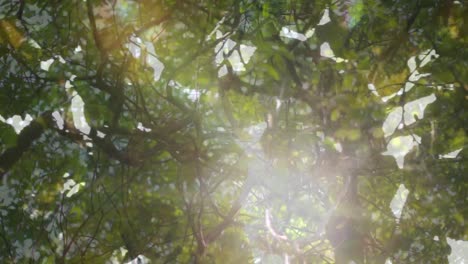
0;0;467;263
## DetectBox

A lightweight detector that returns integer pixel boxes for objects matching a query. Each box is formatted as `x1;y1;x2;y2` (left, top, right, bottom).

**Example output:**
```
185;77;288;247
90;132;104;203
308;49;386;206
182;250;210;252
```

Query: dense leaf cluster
0;0;466;263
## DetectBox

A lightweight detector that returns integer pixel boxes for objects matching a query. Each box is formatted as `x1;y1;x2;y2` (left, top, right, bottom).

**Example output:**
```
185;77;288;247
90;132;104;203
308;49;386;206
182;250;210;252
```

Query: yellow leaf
331;109;341;121
0;20;25;49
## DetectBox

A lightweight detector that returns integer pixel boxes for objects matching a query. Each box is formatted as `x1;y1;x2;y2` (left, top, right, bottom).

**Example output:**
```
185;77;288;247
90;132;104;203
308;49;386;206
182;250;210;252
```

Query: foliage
0;0;467;263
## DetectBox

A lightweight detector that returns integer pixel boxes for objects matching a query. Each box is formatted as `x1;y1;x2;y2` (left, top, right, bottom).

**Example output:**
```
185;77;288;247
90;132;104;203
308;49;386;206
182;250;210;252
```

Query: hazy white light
368;83;379;96
56;55;66;64
137;122;152;132
404;82;415;92
145;42;164;81
5;114;33;134
97;131;106;138
320;42;335;58
74;45;82;53
126;255;150;264
61;179;85;198
418;49;439;68
206;16;226;40
320;42;347;63
403;94;436;125
382;135;420;169
223;39;237;54
275;98;282;110
214;31;256;74
447;238;468;264
125;36;164;81
407;56;416;72
40;58;54;71
183;88;202;102
227;50;245;71
334;142;343;153
65;80;73;89
381;92;398;103
409;70;431;82
407;49;438;73
280;26;314;41
52;111;64;130
218;65;228;77
240;44;256;64
126;35;142;58
439;148;462;159
317;8;331;25
71;92;91;135
382;107;403;138
226;45;256;72
382;94;436;138
265;209;287;240
390;184;409;219
28;39;41;49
